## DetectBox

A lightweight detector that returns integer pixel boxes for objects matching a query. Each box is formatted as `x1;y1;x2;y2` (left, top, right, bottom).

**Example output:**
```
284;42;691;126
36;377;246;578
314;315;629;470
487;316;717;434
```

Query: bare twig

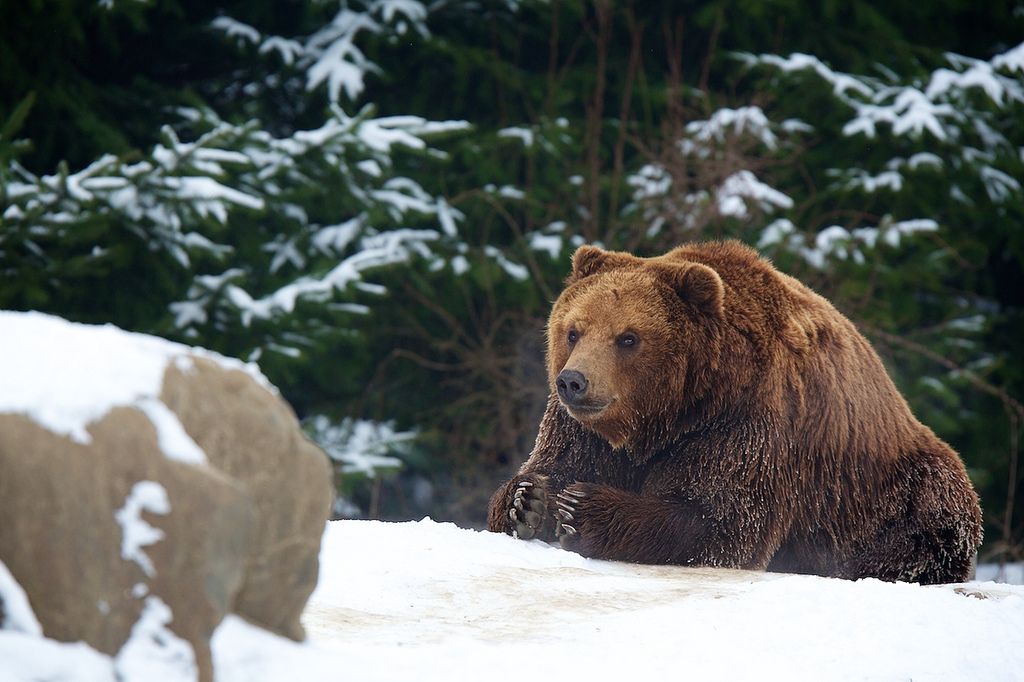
582;0;612;242
607;6;643;236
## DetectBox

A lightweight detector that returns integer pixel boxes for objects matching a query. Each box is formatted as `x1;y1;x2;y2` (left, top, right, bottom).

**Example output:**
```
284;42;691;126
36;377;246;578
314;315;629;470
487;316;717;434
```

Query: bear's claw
555;489;584;541
557;485;589;544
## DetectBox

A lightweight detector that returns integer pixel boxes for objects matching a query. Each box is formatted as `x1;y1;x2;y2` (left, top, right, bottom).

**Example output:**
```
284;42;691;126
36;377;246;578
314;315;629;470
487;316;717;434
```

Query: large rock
0;311;333;681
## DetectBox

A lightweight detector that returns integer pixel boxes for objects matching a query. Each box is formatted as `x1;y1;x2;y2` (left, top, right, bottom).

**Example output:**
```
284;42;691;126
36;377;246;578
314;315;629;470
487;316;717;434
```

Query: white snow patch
627;163;671;201
114;481;171;578
752;52;873;97
0;561;42;635
311;216;363;254
0;631;114;681
684;106;779;151
114;596;196;682
884;218;939;247
757;218;797;249
992;41;1024;74
484;245;530;281
211;16;261;45
0;311;270;450
497;126;534;147
450;254;470;275
306;416;411;478
716;170;793;218
436;198;459;237
134;399;207;466
529;232;564;259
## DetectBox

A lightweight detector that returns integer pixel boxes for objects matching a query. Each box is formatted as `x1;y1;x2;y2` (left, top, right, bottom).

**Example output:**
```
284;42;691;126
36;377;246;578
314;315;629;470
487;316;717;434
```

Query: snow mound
299;520;1024;682
0;310;269;458
4;519;1023;680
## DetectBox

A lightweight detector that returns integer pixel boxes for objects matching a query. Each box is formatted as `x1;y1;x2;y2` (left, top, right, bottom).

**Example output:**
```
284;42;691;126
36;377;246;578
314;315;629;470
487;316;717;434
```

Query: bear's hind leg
839;454;981;584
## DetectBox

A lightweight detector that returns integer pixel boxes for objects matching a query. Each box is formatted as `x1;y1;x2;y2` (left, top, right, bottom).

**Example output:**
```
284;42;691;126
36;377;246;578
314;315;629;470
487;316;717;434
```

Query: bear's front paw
508;476;551;540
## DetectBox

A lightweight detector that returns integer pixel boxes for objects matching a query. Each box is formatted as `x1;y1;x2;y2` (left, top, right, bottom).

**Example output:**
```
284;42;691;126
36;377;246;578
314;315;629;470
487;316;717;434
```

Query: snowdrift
11;519;1022;681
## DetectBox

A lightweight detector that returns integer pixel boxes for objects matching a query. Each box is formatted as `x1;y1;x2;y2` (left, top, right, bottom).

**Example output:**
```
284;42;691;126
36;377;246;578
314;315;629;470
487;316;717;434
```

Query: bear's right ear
570;245;636;282
662;263;725;317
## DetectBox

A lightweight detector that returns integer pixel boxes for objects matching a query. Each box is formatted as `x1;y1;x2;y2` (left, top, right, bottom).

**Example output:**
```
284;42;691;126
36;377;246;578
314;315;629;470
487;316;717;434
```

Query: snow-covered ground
8;519;1023;681
302;520;1024;682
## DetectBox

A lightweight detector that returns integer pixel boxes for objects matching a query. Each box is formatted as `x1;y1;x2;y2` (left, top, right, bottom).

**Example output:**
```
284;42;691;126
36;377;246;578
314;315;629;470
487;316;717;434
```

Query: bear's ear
570;245;636;281
662;263;725;317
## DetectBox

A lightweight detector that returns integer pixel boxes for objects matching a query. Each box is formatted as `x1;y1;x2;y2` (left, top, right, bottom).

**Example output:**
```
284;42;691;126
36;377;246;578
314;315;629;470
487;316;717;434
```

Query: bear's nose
556;369;589;405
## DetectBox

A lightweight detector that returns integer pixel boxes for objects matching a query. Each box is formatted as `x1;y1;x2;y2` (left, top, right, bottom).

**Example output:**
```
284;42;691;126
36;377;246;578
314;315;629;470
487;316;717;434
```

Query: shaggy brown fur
487;241;982;584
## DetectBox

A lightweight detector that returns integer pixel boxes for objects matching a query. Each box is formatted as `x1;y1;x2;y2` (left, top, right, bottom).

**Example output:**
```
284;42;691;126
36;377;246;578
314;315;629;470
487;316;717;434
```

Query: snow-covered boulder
0;311;332;682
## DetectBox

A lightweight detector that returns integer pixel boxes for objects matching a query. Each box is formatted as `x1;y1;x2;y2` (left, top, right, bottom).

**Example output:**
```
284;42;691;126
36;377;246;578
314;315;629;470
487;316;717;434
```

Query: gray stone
0;340;333;681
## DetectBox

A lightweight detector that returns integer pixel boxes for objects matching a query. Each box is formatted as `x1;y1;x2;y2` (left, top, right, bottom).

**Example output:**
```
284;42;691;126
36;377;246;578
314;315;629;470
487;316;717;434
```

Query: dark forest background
2;0;1022;567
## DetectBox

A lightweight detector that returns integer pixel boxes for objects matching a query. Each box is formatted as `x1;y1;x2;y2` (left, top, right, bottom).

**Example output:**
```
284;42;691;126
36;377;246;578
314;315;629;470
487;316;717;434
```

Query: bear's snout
556;369;589;406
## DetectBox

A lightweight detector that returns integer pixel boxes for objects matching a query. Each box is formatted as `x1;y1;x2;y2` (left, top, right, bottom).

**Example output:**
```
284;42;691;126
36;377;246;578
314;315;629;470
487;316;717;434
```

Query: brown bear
487;240;982;584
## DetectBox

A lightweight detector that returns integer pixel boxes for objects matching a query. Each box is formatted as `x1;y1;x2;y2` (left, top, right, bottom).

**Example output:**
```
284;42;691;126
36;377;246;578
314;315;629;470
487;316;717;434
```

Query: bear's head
547;245;726;455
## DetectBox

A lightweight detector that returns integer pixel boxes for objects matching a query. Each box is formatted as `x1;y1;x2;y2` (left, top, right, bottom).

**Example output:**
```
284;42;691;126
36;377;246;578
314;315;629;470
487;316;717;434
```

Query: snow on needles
213;1;431;103
744;40;1024;144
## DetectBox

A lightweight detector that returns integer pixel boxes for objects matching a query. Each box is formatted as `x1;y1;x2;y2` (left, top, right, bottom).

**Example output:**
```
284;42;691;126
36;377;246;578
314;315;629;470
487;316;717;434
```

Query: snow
757;218;798;250
304;416;412;478
749;52;873;97
684;106;779;151
3;519;1023;680
628;163;672;201
0;561;42;635
311;216;363;254
0;311;270;449
981;165;1022;202
0;632;115;681
529;232;564;259
497;126;535;147
214;228;442;325
484;245;530;281
114;481;172;578
114;596;197;682
135;399;208;465
211;16;261;46
303;521;1024;680
716;170;794;218
992;42;1024;73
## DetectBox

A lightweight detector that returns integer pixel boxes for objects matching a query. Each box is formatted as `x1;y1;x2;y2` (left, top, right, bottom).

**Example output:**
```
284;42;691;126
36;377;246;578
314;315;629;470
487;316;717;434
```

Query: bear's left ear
570;245;637;281
662;263;725;317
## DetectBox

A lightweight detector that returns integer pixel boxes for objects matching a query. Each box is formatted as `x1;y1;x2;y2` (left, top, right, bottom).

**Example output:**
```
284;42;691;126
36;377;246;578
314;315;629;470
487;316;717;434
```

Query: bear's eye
567;329;579;345
617;332;639;349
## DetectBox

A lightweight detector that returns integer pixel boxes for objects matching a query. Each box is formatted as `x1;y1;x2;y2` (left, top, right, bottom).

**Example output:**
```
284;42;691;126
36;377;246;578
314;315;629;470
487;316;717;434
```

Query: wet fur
487;241;982;584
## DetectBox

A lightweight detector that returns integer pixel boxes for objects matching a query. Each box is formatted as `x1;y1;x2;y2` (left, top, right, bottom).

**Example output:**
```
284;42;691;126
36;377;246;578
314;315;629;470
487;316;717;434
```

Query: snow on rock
0;312;334;678
114;596;197;682
114;482;172;579
0;560;42;636
0;310;269;453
